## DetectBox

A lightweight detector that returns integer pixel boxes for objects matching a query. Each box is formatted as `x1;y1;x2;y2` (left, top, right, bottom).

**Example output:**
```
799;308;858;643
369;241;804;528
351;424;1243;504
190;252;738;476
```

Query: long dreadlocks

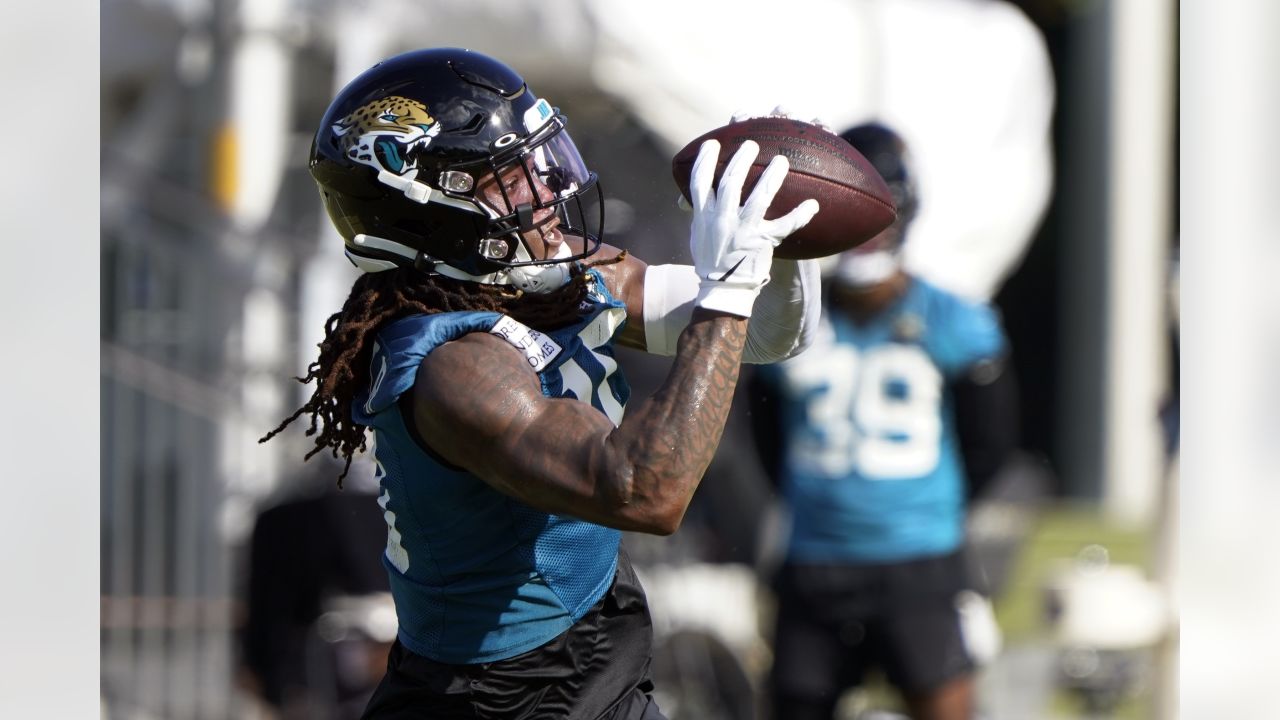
260;255;623;485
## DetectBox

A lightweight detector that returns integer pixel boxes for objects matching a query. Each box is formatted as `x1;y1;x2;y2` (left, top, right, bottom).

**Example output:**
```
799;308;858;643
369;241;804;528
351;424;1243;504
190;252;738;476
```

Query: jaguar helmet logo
332;96;442;203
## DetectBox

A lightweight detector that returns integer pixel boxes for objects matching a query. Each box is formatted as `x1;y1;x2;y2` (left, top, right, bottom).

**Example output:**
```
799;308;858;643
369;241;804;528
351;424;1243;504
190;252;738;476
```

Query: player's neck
832;272;910;325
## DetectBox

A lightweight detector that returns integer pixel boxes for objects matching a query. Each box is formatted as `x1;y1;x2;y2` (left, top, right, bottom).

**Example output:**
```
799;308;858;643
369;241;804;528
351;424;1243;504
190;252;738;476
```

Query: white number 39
782;344;942;480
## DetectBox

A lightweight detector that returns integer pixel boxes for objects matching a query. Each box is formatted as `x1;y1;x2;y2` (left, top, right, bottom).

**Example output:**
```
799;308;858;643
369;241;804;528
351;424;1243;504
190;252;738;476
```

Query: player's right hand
688;139;819;317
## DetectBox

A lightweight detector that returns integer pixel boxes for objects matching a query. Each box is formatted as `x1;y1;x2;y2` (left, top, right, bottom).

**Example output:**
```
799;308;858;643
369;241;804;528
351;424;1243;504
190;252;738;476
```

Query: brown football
672;117;897;259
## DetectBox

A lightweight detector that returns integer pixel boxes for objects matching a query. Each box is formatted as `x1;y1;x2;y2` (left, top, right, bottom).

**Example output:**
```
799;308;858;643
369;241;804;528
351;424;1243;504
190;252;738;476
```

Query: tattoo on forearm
625;314;747;492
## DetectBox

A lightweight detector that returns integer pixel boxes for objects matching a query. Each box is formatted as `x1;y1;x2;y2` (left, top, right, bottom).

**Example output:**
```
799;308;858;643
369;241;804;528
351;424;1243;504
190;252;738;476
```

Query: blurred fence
101;146;303;717
103;238;231;716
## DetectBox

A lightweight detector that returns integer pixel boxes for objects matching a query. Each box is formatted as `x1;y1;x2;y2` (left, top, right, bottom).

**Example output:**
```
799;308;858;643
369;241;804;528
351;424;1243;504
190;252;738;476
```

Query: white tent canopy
307;0;1054;300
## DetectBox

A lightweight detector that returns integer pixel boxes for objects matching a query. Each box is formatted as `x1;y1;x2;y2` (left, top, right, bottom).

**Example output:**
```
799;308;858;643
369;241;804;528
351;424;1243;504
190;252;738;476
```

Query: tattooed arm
411;309;748;534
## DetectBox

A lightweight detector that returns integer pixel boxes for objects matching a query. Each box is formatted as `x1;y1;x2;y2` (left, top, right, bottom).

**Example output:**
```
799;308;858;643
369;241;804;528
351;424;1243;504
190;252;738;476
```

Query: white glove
642;259;821;363
688;139;819;317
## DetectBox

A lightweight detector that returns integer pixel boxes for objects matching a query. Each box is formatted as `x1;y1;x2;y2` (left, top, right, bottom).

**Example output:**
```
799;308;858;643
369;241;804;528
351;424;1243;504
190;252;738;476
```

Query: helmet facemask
833;228;906;289
452;112;603;275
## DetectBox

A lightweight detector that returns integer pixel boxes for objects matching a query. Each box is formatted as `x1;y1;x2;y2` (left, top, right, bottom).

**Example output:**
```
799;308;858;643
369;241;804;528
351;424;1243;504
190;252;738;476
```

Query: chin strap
434;242;574;293
346;234;575;294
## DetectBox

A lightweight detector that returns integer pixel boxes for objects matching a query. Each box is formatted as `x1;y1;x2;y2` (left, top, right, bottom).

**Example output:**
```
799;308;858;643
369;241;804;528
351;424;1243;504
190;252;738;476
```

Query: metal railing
101;154;306;718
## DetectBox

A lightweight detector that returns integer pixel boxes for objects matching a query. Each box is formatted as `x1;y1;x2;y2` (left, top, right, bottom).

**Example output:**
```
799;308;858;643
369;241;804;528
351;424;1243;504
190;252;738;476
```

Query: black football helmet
832;123;918;288
310;48;603;288
840;122;919;234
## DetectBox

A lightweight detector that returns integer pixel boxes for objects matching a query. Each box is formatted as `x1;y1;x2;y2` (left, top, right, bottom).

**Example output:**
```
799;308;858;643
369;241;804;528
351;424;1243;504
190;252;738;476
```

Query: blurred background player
238;461;394;720
260;48;822;719
749;123;1019;720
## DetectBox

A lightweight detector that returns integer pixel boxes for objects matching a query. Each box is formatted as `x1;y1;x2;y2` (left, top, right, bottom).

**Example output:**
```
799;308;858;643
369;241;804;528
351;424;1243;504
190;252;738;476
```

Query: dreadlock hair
260;254;625;486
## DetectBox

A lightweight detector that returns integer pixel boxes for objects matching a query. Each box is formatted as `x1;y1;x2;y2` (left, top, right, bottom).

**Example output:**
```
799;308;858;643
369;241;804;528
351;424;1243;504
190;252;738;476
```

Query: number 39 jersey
759;278;1006;563
351;270;631;664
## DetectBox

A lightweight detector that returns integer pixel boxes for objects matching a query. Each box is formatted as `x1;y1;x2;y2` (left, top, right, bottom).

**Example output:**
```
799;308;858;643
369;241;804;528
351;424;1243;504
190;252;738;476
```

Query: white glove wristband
695;281;768;317
643;261;821;363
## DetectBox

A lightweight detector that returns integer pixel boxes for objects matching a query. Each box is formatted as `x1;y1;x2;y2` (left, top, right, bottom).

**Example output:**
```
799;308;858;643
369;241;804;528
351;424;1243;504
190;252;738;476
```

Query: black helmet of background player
833;123;918;289
309;47;603;292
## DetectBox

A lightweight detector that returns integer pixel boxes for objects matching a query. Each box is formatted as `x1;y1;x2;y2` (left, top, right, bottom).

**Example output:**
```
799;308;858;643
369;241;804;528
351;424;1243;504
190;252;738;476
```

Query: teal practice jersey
352;270;631;663
758;279;1006;563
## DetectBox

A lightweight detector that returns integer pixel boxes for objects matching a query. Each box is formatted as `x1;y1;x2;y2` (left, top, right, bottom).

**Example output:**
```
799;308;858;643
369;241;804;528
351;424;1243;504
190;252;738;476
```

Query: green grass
994;502;1154;643
991;502;1160;719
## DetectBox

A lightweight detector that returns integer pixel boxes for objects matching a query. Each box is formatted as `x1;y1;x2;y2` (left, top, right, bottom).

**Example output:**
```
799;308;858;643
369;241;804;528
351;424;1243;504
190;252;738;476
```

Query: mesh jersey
352;270;631;663
758;278;1006;563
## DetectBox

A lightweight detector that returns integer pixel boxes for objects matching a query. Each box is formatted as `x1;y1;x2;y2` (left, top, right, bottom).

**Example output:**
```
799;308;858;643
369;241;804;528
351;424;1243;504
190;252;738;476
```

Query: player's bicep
595;248;651;350
410;332;624;514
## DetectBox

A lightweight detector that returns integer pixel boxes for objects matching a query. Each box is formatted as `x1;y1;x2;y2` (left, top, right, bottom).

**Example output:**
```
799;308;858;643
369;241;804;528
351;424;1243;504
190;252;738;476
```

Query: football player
262;47;821;719
750;123;1018;720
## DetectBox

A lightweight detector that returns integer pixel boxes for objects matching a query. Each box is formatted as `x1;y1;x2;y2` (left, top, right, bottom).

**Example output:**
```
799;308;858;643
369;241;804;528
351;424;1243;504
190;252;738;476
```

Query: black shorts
361;552;667;720
769;550;976;702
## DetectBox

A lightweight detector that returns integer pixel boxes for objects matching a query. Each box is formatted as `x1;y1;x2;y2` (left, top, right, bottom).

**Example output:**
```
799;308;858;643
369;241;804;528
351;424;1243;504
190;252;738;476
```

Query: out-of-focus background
3;0;1276;717
94;0;1173;716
